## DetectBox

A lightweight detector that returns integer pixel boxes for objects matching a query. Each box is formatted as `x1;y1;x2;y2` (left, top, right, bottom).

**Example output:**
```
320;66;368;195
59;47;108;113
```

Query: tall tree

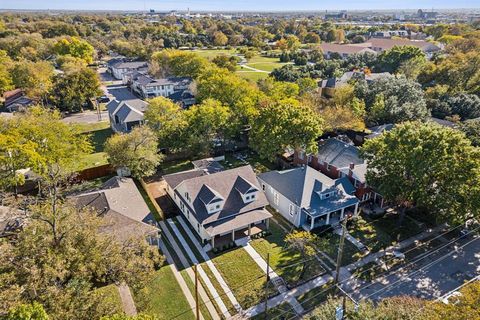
143;97;188;152
356;76;429;125
0;199;161;319
105;126;163;179
182;99;231;156
10;60;54;100
51;66;102;112
53;37;95;64
376;45;425;73
360;122;480;225
250;103;323;160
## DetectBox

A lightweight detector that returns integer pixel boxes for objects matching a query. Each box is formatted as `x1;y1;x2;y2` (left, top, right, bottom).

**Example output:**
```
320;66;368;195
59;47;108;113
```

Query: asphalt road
355;234;480;301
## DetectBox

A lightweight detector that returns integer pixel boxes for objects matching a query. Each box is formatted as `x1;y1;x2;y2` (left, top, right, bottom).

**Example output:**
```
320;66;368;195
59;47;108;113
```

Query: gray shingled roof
107;99;147;123
163;169;207;189
316;138;363;169
259;166;358;217
74;177;157;243
167;165;269;225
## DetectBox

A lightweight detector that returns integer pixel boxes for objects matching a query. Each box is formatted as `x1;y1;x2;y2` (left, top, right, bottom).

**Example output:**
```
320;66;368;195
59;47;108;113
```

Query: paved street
355;234;480;301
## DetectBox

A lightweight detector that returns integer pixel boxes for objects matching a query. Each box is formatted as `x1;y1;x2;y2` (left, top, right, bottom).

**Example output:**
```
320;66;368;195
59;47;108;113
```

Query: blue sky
2;0;479;11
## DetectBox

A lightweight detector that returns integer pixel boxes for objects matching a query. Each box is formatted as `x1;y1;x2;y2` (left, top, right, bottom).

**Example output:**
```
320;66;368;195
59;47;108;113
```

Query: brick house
293;138;385;207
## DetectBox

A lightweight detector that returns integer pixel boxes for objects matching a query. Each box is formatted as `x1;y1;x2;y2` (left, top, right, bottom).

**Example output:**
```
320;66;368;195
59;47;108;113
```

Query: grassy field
251;221;326;288
135;266;194;320
191;48;236;59
96;284;123;315
296;281;335;312
236;71;269;82
209;247;271;309
76;121;113;170
315;232;364;267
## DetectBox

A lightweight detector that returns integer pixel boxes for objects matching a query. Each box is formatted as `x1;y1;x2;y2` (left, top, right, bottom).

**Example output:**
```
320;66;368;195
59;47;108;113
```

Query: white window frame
273;192;279;205
289;204;296;216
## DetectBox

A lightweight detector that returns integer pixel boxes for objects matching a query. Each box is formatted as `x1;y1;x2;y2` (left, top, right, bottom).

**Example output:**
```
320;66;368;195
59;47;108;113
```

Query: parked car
97;95;110;103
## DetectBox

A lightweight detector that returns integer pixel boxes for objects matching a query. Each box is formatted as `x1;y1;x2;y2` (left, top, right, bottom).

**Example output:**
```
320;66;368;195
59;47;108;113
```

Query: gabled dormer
234;176;259;204
198;184;224;214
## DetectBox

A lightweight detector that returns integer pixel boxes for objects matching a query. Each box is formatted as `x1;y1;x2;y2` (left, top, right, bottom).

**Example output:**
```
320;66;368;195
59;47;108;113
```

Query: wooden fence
139;177;164;220
76;164;115;181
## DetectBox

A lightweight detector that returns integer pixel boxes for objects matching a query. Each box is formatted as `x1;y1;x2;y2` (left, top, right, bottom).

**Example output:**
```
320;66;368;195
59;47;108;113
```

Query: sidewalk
117;283;138;316
159;221;220;320
167;219;231;318
243;243;305;316
176;216;242;312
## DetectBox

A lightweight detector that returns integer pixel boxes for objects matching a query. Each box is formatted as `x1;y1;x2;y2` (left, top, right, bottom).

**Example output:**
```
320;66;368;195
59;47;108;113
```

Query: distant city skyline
2;0;480;11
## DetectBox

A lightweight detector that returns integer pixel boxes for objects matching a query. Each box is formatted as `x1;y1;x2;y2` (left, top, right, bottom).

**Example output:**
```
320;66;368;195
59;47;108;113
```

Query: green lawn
348;213;424;252
76;121;113;170
220;151;276;174
209;247;271;309
191;49;236;59
296;281;335;312
251;302;296;320
251;221;326;288
160;159;194;175
236;71;269;82
96;284;123;315
135;266;194;320
314;233;364;267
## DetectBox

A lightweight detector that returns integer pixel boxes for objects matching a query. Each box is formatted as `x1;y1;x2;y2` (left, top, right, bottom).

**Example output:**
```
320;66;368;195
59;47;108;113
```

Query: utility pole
194;264;200;320
335;217;348;319
334;217;348;286
263;253;270;320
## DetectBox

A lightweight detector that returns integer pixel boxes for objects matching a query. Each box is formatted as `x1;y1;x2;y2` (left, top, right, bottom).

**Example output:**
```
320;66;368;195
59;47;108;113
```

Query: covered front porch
301;202;359;231
204;209;272;250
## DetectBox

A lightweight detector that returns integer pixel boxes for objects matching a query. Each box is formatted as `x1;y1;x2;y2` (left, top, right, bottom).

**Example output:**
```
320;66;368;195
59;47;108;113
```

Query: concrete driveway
62;110;109;124
355;234;480;301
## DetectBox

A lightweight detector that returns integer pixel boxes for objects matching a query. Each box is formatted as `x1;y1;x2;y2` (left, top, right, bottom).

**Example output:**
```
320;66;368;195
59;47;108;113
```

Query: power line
268;225;479;320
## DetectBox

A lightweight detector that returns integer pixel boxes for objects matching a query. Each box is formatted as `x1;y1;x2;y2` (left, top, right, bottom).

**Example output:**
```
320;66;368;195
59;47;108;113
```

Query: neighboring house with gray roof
294;138;385;206
107;99;148;133
320;71;391;97
123;72;196;108
74;176;158;244
258;166;359;230
164;165;272;249
107;59;148;80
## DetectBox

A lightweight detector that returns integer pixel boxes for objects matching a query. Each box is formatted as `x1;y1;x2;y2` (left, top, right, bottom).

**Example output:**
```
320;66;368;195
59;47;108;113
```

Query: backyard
76;121;112;170
220;151;276;174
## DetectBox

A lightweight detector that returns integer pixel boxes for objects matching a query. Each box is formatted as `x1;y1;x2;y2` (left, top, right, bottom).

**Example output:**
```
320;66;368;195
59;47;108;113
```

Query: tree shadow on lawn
349;213;424;252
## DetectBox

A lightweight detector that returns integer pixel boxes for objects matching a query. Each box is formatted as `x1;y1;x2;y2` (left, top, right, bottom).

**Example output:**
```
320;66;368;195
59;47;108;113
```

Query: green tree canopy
376;45;426;73
53;37;95;64
0;200;162;319
250;103;323;161
360;121;480;225
51;66;102;112
105;126;163;179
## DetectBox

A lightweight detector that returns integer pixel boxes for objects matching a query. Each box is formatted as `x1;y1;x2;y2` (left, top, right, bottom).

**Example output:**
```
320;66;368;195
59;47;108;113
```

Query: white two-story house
164;165;272;250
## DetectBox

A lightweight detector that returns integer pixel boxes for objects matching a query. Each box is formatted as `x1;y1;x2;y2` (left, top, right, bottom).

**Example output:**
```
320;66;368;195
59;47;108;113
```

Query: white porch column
340;207;345;220
310;216;315;230
266;219;270;229
354;202;359;216
232;230;235;241
248;224;251;237
211;237;215;248
326;213;330;225
380;197;384;208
